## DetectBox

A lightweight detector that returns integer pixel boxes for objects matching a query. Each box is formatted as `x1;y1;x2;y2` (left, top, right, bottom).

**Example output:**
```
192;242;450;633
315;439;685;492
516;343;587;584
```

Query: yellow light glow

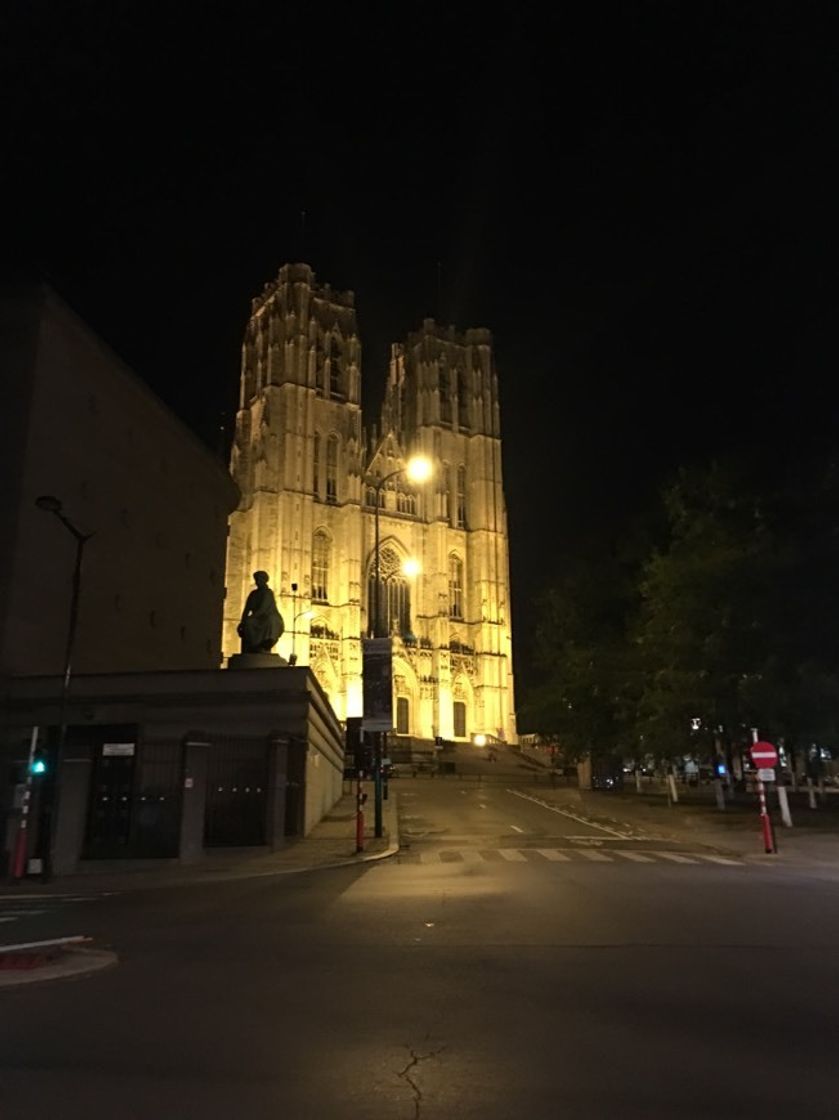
405;455;433;484
402;557;421;578
473;734;487;747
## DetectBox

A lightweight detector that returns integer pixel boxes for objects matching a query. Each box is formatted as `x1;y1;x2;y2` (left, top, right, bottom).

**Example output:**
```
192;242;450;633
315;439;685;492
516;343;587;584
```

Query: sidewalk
2;791;399;897
522;783;839;865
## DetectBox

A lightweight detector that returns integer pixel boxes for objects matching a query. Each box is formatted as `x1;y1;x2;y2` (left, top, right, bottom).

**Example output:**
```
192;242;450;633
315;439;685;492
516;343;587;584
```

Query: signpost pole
12;726;39;881
355;771;365;854
750;730;777;855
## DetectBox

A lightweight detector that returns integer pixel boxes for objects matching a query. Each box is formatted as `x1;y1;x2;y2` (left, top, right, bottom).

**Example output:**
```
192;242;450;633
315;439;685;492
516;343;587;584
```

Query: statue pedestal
227;653;288;670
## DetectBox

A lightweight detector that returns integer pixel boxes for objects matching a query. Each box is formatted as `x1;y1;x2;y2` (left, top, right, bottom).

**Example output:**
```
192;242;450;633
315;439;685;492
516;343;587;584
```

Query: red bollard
355;776;365;854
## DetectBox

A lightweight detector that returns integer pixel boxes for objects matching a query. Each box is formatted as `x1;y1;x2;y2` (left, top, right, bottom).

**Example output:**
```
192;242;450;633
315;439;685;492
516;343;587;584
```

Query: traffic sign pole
751;731;777;855
12;726;39;881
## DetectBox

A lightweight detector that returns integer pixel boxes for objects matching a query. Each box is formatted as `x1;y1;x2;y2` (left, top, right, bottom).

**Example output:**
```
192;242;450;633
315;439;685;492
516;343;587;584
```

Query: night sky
4;3;837;690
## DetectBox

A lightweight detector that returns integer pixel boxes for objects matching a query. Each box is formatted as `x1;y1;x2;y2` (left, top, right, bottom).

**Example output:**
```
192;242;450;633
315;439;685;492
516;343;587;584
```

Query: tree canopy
526;457;839;764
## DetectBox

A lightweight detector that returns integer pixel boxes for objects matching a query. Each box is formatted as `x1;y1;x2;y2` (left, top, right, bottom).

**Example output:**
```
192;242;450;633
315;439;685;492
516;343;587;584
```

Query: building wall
0;666;345;872
224;264;517;744
0;285;239;679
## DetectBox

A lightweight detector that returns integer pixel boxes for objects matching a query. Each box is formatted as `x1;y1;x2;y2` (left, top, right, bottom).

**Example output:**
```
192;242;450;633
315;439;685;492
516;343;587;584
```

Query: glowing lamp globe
405;456;433;484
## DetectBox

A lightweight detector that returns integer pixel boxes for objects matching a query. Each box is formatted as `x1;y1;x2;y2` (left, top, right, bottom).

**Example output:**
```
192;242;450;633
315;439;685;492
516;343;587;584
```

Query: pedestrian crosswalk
0;893;110;938
406;848;743;867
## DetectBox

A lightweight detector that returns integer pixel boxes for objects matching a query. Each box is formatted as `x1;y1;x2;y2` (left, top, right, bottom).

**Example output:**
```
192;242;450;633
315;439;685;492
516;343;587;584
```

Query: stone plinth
227;652;288;670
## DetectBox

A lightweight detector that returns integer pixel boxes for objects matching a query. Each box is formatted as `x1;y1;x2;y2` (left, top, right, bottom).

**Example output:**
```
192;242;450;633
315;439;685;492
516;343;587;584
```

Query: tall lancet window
312;531;330;603
329;334;342;397
458;367;470;429
455;465;467;529
326;435;339;503
448;553;464;619
313;432;321;499
439;361;452;423
368;546;412;637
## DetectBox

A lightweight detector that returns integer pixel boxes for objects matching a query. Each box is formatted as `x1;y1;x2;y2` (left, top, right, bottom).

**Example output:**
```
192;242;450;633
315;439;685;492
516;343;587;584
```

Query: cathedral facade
223;263;516;746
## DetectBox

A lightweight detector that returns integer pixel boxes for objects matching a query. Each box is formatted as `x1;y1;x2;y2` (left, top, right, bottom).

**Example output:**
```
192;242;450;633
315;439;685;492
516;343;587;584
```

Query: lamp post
369;455;433;638
290;609;314;665
35;495;93;881
366;455;432;837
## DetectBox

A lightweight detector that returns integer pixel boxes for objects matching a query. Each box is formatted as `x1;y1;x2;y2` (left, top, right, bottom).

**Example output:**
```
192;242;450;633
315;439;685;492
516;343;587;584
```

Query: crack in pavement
397;1043;447;1119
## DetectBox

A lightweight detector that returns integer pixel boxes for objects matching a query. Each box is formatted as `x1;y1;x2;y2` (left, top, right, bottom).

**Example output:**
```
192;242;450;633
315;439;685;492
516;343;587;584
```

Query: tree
528;553;643;762
634;461;774;762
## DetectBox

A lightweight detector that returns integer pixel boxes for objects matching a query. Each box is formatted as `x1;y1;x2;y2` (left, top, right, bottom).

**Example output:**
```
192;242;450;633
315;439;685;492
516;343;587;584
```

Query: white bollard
667;772;679;803
807;777;817;810
713;778;726;811
635;769;642;794
776;783;793;827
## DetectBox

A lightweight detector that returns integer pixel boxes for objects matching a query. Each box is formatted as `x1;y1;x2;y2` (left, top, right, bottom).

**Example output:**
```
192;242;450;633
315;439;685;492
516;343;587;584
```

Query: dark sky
4;2;838;685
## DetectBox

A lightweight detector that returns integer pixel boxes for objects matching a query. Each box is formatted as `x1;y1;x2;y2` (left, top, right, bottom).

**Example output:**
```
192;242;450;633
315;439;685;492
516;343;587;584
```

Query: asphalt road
2;768;839;1118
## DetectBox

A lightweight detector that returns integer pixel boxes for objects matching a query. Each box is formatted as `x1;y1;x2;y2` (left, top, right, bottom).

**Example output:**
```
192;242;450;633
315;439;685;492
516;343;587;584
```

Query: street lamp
366;454;433;839
369;454;433;638
35;495;93;881
290;609;314;665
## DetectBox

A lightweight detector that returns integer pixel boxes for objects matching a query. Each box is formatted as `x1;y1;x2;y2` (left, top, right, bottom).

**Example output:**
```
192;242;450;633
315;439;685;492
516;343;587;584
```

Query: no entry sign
750;741;778;768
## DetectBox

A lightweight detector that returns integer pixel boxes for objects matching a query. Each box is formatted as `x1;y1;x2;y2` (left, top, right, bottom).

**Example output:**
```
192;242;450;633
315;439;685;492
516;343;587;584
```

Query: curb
0;947;118;989
219;789;402;879
1;793;402;896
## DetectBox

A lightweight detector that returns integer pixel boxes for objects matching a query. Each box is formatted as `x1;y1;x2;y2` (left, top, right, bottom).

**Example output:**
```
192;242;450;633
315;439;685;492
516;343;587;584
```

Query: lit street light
34;495;93;881
369;454;432;639
366;454;433;837
290;608;314;665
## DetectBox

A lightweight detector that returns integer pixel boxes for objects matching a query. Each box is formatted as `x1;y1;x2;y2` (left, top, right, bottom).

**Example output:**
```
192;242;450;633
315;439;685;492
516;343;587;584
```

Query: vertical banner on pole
362;638;394;732
362;639;392;841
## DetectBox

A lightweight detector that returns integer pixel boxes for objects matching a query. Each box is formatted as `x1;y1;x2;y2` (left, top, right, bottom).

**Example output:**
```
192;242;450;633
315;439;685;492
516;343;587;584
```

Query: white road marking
0;909;46;917
457;849;484;863
0;917;18;924
412;848;745;867
536;849;572;862
510;824;524;833
505;789;630;839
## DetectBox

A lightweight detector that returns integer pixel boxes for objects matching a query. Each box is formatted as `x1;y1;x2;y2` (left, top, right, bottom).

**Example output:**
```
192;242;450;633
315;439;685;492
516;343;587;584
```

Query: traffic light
30;748;48;776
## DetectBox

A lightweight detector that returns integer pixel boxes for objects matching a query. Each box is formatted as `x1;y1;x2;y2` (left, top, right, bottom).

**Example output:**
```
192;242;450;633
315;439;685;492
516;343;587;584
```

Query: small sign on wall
103;743;135;757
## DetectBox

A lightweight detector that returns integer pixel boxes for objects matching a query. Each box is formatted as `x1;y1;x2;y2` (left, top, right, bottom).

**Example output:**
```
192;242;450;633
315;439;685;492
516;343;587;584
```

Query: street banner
362;638;393;732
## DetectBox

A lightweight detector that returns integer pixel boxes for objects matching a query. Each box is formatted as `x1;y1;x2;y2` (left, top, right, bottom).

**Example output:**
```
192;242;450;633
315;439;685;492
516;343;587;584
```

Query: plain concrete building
0;283;239;681
1;666;345;875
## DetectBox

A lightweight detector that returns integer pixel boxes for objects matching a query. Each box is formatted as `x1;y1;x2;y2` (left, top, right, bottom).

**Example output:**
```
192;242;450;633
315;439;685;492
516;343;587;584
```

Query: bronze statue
237;571;284;653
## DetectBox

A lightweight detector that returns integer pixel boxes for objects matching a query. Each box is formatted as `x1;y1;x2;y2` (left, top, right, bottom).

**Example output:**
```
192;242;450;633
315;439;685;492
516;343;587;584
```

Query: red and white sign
750;741;778;768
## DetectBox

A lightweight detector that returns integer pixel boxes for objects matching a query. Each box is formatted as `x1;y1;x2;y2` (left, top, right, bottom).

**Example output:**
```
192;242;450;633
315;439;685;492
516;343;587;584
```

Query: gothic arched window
312;531;330;603
368;546;411;637
396;488;417;516
448;553;464;619
441;461;451;523
439;361;452;424
329;334;342;397
455;465;467;528
326;435;339;503
458;367;470;429
313;432;321;499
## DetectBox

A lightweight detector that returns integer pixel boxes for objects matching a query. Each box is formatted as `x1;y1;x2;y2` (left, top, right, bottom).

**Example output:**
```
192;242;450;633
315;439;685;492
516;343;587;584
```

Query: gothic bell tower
223;264;365;718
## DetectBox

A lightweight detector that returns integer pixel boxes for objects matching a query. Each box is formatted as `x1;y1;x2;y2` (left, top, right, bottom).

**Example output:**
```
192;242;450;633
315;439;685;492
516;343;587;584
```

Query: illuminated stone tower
224;265;516;745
